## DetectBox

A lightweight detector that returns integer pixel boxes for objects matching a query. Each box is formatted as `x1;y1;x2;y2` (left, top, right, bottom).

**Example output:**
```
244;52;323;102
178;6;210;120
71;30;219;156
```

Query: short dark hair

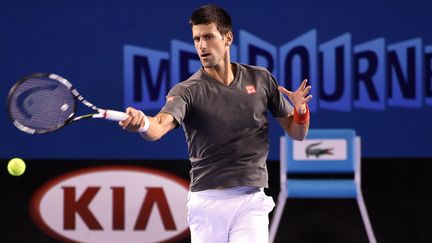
189;4;232;35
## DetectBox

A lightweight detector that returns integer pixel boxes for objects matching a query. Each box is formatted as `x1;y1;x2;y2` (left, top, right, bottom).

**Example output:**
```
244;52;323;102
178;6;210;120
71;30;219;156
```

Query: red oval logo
29;165;190;243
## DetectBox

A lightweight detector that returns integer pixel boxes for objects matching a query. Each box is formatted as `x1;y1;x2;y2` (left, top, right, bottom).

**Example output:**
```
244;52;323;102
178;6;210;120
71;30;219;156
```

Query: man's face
192;23;231;68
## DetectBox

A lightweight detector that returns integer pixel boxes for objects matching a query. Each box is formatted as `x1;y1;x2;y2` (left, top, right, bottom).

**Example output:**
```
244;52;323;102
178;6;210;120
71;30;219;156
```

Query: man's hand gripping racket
7;73;148;134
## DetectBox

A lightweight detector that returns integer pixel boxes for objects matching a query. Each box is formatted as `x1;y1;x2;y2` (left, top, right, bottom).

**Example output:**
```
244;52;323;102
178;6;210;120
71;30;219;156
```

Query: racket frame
8;73;106;134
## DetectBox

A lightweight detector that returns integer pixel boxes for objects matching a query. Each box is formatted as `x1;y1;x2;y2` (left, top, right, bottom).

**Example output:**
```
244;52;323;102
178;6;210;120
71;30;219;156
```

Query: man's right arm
119;107;178;141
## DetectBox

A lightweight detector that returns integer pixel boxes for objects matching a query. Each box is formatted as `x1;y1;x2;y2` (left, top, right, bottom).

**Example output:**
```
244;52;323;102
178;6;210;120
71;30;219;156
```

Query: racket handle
104;110;150;133
104;110;128;121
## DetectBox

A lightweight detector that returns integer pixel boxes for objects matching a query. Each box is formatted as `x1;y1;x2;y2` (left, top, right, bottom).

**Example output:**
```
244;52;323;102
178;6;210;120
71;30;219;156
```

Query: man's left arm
276;79;312;141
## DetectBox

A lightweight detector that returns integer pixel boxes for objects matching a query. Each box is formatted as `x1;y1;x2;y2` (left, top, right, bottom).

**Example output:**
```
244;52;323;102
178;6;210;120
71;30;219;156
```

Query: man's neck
204;61;235;86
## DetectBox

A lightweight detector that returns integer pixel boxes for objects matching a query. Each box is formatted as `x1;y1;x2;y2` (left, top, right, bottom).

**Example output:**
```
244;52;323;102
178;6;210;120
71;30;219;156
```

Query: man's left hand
278;79;312;114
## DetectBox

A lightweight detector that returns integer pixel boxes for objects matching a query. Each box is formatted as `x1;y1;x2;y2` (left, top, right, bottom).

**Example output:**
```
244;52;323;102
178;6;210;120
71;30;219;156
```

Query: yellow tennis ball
7;158;26;176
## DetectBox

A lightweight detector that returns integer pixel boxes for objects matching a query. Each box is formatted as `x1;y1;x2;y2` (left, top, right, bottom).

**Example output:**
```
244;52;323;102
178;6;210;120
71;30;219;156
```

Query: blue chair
269;129;376;243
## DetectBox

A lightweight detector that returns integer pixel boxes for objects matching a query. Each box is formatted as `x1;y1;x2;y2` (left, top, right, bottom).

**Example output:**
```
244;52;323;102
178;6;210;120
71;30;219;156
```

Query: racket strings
9;78;76;132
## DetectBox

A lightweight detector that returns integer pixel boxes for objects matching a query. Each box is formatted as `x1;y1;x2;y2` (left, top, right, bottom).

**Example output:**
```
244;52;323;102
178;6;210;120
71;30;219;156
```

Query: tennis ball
7;158;26;176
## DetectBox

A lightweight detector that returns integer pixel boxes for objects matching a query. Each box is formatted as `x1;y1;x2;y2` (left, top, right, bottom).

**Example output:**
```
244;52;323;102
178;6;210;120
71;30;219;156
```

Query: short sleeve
160;84;189;126
267;74;293;117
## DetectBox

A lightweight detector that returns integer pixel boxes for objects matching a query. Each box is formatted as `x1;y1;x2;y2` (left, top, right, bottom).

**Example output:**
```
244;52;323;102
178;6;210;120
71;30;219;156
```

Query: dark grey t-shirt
161;63;293;191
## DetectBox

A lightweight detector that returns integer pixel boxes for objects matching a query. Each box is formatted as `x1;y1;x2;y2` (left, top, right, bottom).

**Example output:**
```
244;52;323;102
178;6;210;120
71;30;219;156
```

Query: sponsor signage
124;30;432;112
286;129;356;173
293;139;347;160
29;166;190;243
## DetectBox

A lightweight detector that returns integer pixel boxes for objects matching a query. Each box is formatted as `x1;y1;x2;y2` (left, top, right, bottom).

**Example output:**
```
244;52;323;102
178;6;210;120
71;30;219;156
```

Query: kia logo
29;165;190;243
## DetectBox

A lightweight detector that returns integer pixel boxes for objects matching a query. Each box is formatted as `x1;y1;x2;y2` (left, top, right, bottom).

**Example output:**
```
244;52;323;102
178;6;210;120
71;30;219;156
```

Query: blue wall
1;0;431;159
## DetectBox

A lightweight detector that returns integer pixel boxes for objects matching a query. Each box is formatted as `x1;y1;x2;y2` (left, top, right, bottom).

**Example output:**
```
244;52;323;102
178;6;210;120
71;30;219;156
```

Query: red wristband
293;104;310;125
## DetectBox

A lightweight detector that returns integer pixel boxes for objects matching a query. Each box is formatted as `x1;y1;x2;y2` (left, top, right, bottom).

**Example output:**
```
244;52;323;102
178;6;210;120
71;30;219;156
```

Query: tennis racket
7;73;146;134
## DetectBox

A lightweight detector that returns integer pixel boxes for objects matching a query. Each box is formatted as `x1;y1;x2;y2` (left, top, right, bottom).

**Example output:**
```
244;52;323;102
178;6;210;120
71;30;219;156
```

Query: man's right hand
118;107;147;132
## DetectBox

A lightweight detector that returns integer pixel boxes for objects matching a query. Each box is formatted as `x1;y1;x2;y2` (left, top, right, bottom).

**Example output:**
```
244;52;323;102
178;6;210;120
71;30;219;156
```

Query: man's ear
225;31;233;46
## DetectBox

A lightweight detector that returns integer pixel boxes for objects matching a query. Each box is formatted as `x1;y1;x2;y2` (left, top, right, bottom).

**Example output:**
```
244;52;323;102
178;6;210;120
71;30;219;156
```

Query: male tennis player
120;4;311;243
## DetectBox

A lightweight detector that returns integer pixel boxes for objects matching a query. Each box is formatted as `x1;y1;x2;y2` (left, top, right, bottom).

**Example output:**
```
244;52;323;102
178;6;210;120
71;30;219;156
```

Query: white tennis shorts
186;186;275;243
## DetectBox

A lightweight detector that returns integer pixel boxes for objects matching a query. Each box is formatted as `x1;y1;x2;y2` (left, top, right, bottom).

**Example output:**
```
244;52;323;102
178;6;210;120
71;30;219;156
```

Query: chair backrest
284;129;357;174
280;129;360;198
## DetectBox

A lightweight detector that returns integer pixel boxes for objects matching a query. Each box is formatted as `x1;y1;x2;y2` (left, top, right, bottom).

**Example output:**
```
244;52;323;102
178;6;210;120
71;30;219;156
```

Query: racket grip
104;110;128;121
104;110;150;133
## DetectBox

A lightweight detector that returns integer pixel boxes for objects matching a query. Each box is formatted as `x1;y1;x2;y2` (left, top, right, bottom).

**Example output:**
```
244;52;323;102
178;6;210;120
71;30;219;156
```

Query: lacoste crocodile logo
305;142;334;158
